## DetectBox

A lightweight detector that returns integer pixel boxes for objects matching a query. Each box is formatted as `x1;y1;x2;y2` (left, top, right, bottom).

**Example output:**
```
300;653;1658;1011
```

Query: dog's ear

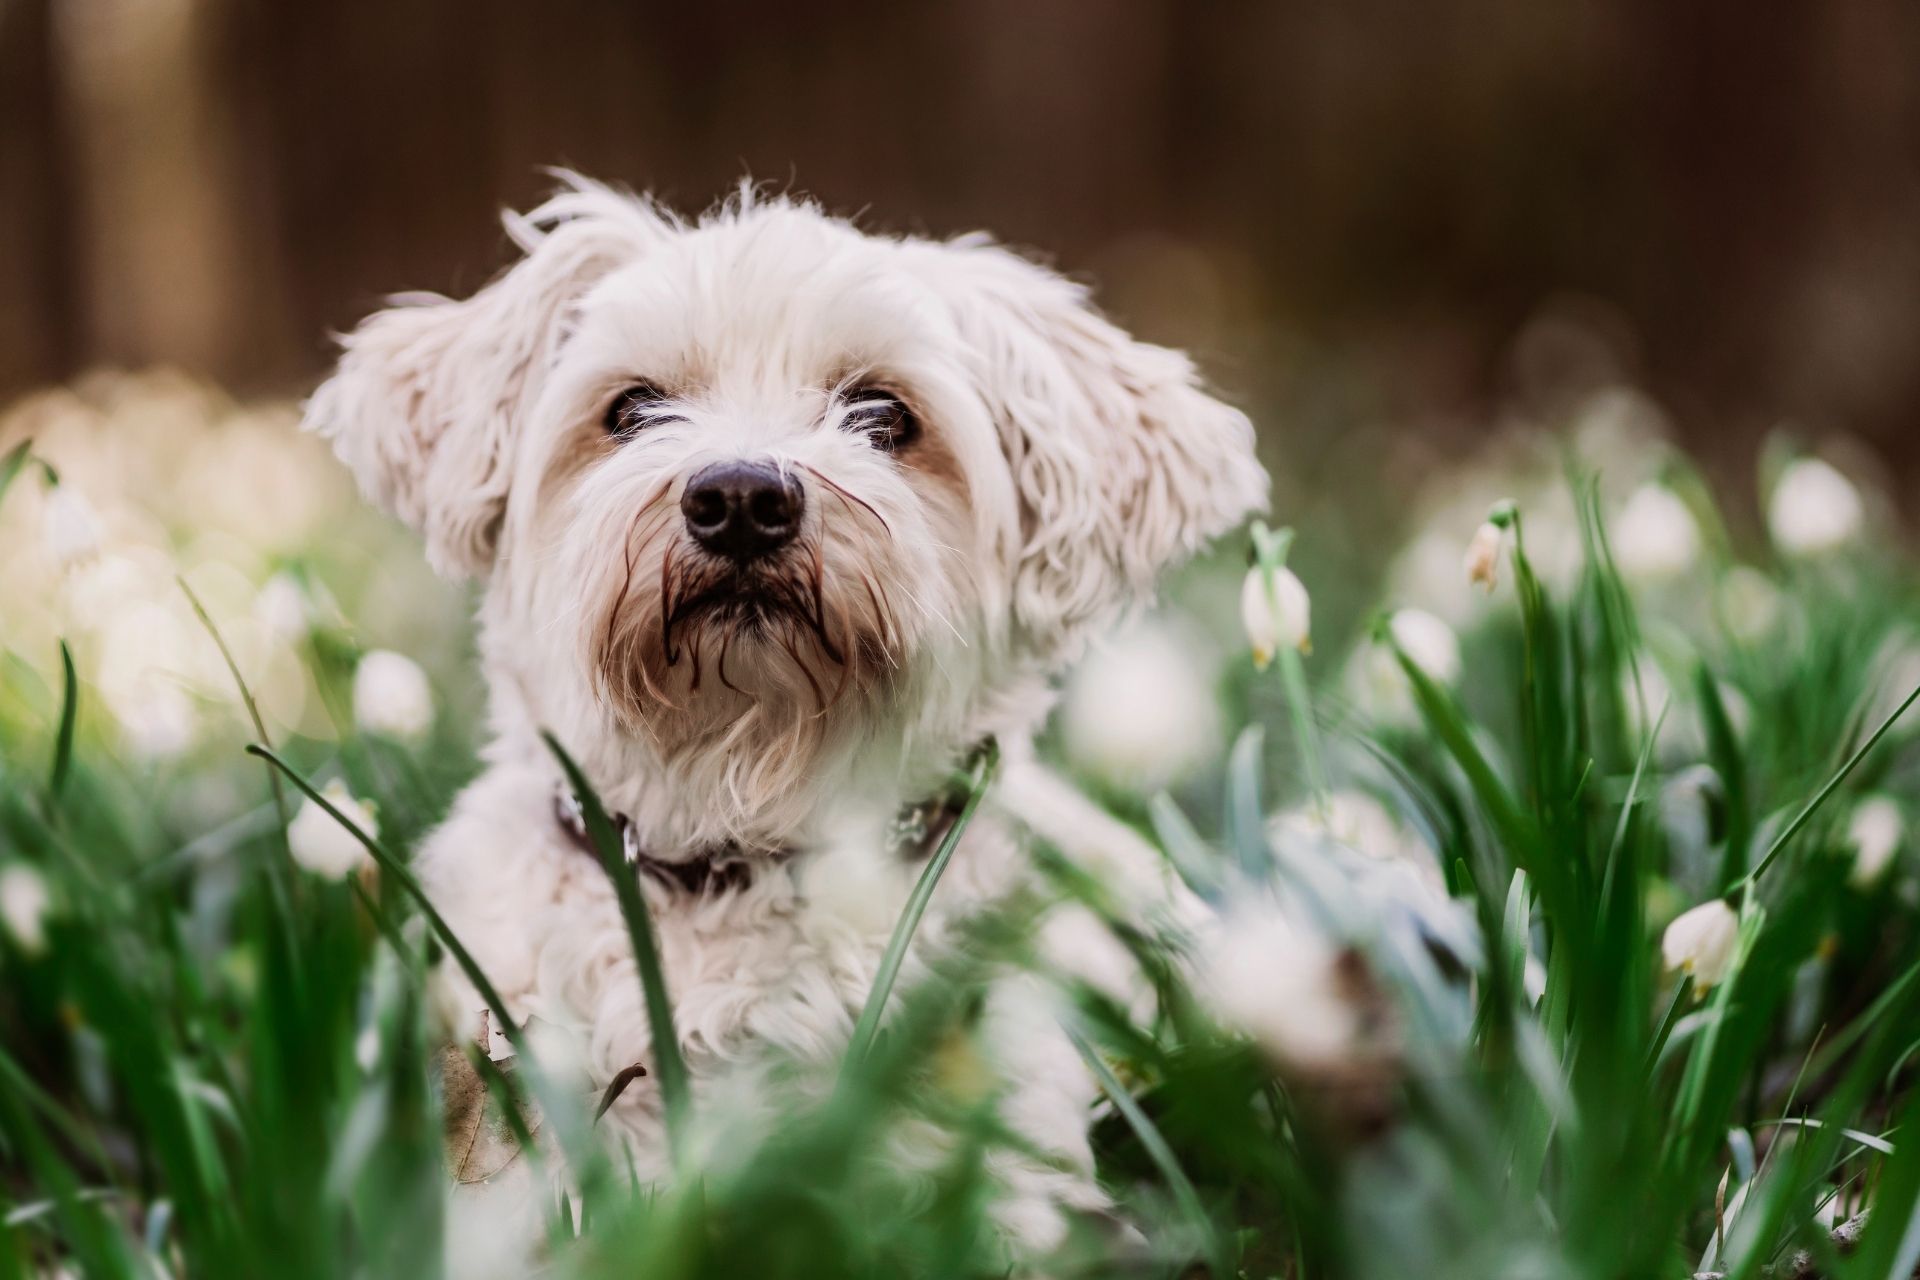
926;238;1268;659
305;177;666;578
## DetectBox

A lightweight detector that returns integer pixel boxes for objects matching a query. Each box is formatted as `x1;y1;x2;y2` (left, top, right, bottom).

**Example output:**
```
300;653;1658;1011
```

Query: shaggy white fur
306;175;1267;1261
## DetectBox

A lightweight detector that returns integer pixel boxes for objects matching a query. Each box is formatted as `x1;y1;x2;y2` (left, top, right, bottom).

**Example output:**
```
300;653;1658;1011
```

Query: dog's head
308;178;1265;834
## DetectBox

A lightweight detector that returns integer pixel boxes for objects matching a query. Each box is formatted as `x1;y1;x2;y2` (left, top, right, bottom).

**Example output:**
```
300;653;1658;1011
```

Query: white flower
1241;563;1310;669
106;683;199;760
1061;618;1222;791
1348;609;1462;727
1847;796;1904;888
0;865;52;956
352;649;434;739
1274;789;1448;901
1768;457;1863;556
1272;790;1419;864
287;779;377;879
1389;608;1462;683
1203;903;1389;1074
40;485;102;571
1611;483;1700;582
1463;520;1507;594
1661;899;1740;989
254;573;312;643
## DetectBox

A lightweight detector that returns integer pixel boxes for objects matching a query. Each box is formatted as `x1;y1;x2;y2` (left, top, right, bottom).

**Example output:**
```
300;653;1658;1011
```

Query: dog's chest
513;835;938;1073
419;771;1019;1092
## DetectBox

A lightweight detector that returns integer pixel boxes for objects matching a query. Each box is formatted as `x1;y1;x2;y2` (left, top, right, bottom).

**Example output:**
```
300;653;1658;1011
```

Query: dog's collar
550;741;992;896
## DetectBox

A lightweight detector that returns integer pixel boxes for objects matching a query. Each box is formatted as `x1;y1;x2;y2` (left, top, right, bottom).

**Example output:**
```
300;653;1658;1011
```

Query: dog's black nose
680;460;804;561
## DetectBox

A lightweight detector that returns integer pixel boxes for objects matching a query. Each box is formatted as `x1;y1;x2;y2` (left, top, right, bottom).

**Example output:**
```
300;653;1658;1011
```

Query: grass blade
844;739;1000;1072
0;439;31;509
245;745;520;1056
1746;679;1920;884
1067;1023;1229;1280
541;730;690;1165
48;640;76;801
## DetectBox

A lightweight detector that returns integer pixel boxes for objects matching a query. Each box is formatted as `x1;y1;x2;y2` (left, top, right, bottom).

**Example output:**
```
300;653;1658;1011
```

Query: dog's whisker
715;628;748;698
896;582;966;647
816;589;857;717
857;572;903;667
660;541;679;665
599;503;651;671
798;462;892;539
802;543;847;666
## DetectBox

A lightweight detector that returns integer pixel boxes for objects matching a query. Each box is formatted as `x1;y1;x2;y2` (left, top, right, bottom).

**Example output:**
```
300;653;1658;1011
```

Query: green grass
3;446;1919;1279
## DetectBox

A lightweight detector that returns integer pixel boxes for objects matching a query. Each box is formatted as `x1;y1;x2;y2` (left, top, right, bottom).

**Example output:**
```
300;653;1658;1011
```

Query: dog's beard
582;476;911;761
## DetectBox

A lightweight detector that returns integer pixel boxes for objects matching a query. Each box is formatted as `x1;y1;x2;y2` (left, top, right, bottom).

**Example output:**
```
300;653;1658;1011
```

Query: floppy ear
927;237;1269;659
304;177;666;577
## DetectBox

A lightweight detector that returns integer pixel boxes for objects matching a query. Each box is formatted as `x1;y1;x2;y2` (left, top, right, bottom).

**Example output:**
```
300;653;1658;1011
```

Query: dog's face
308;179;1265;834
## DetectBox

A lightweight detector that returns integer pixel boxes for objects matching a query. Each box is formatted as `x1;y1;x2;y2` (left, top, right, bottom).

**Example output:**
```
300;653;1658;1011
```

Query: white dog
306;176;1266;1259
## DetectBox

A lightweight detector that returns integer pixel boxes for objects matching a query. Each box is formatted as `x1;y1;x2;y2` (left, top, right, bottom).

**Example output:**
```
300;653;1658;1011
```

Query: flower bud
353;649;435;740
1242;564;1310;670
1847;795;1903;889
1389;608;1461;684
1061;619;1221;791
1464;521;1505;594
1612;483;1700;582
0;865;53;956
41;485;102;571
1203;903;1395;1078
1768;457;1863;556
1661;899;1740;990
287;779;378;879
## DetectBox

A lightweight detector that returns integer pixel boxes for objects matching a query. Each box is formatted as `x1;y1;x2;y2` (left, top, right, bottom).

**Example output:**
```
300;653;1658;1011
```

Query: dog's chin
666;578;841;664
589;568;900;758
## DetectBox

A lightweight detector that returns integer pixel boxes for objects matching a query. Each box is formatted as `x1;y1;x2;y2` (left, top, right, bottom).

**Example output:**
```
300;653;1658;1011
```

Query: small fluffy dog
307;176;1266;1257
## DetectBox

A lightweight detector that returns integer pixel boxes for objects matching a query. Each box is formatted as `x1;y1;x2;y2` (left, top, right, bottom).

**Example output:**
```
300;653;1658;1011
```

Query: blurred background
5;0;1919;463
2;0;1917;776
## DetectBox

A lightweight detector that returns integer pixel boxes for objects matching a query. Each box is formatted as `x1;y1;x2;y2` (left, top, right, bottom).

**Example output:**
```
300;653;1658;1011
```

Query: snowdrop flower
1768;457;1863;556
1241;563;1310;669
1390;608;1462;683
286;779;377;879
254;573;312;643
1611;483;1700;582
1349;609;1462;726
0;865;53;956
1847;796;1903;888
1203;902;1392;1075
1061;618;1221;791
1522;954;1548;1007
105;683;199;760
1271;789;1446;900
40;484;102;571
1661;899;1740;990
1463;520;1505;594
353;649;434;739
1273;790;1417;862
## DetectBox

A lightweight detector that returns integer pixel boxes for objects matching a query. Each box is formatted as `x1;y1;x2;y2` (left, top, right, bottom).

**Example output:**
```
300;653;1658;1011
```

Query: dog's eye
605;382;672;439
841;387;920;452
